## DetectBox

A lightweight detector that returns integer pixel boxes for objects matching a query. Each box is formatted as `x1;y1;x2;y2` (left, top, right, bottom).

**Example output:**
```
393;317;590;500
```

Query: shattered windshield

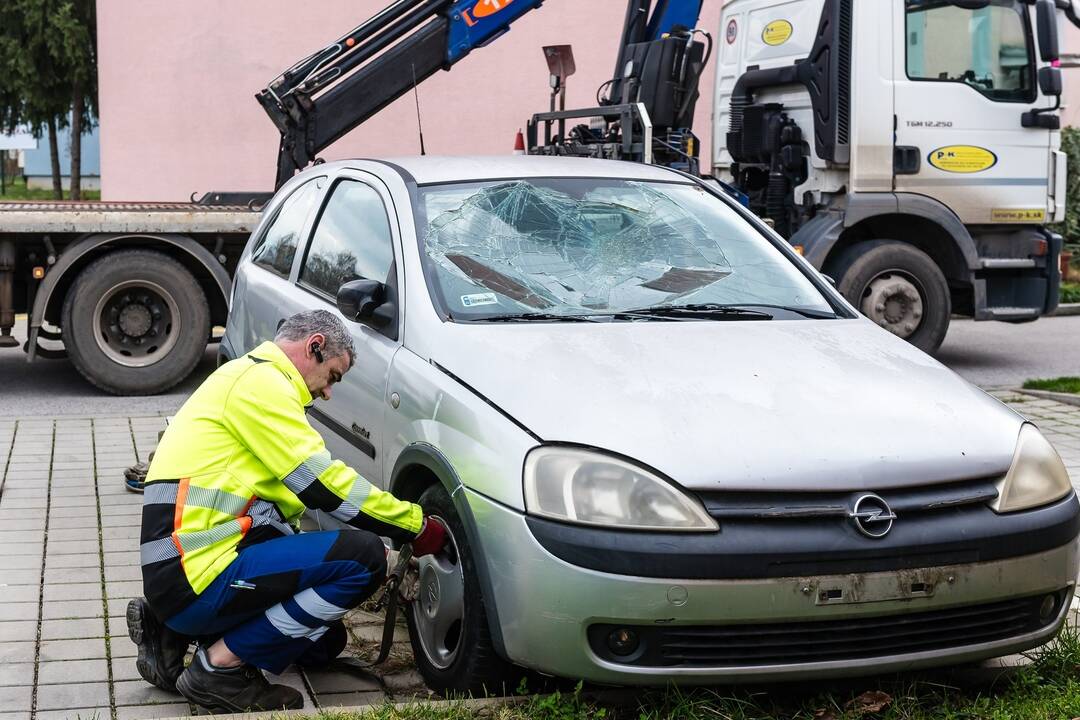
414;178;833;320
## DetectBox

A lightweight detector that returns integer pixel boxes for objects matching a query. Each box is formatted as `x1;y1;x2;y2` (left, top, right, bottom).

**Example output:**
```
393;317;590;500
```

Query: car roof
309;155;688;185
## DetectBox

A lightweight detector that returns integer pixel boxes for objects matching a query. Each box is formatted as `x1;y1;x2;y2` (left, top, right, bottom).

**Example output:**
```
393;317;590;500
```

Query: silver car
222;156;1079;693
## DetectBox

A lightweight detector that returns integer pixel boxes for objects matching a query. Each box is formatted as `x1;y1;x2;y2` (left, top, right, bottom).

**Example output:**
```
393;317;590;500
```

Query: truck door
893;0;1051;224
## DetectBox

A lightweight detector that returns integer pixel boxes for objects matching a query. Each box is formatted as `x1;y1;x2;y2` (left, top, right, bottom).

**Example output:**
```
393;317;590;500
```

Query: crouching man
126;310;448;712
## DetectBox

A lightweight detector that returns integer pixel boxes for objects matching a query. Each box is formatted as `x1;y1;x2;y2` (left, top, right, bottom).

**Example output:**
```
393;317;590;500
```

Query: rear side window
905;0;1034;103
300;180;395;297
251;177;323;277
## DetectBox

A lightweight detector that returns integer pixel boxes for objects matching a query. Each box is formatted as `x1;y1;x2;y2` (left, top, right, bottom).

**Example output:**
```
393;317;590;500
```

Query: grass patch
0;176;100;201
1024;377;1080;394
313;627;1080;720
1063;282;1080;305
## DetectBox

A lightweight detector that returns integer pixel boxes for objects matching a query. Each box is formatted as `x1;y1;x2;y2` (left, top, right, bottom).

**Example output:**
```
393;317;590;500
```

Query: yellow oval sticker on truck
762;19;793;46
928;145;997;173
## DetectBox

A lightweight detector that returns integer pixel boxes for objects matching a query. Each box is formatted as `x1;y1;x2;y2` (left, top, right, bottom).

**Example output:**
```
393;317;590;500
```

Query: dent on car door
230;175;327;353
291;174;403;487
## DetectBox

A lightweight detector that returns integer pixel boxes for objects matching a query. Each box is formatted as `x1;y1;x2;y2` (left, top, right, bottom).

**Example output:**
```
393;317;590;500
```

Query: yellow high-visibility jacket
140;340;422;619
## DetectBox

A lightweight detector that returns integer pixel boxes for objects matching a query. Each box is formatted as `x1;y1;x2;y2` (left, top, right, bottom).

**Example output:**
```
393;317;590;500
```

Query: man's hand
411;516;449;557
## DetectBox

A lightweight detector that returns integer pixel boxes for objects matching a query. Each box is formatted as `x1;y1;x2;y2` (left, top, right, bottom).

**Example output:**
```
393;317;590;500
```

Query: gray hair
275;310;356;367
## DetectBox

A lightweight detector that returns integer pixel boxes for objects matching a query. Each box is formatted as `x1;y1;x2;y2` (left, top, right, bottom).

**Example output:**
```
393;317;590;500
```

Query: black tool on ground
351;541;413;669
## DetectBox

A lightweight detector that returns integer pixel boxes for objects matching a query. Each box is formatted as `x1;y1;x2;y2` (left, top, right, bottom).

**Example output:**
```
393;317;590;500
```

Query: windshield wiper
467;312;603;323
723;303;838;319
616;304;774;320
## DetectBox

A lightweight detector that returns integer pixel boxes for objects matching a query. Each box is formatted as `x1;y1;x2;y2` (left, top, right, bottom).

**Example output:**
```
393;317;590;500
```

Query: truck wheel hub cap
118;304;153;337
92;280;181;368
862;273;924;339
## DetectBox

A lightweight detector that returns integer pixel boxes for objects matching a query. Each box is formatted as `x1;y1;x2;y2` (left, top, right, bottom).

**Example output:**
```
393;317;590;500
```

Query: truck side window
251;177;323;278
300;179;395;297
905;0;1033;103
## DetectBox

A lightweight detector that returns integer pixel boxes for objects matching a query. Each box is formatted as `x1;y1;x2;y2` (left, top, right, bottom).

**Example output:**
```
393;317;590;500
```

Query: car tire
405;483;518;696
62;249;211;395
829;240;951;354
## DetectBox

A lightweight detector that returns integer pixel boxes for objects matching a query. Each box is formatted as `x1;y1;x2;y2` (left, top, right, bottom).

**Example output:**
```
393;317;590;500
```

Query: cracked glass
415;178;832;320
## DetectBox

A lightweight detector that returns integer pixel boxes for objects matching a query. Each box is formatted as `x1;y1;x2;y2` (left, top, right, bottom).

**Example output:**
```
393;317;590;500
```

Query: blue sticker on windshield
461;292;499;308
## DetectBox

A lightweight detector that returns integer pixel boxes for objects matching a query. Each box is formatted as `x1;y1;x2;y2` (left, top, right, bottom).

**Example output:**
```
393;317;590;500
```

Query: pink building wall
1063;23;1080;128
97;1;724;201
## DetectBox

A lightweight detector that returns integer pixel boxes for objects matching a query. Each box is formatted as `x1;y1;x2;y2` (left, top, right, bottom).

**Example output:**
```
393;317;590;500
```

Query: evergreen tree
0;0;97;199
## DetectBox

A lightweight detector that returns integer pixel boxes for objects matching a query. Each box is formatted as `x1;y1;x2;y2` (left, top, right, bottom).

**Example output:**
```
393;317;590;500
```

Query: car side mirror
1036;0;1060;62
336;279;394;330
1039;65;1063;96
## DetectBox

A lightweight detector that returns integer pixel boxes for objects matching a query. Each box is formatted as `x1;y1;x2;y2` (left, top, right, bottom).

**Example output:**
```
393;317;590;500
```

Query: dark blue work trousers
165;529;387;674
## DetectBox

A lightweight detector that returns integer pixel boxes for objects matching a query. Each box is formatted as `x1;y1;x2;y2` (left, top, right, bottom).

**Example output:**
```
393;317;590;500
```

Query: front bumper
467;488;1080;684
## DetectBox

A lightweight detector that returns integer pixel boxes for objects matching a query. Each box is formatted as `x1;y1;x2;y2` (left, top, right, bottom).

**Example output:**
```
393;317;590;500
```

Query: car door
275;171;403;486
893;0;1051;224
228;174;327;353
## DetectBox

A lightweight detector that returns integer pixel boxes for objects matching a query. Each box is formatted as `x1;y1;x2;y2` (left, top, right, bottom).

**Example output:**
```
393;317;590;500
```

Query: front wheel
830;240;951;354
405;484;517;696
61;249;211;395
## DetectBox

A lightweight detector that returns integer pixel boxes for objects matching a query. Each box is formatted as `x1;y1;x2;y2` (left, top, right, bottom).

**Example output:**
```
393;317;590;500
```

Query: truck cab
714;0;1066;352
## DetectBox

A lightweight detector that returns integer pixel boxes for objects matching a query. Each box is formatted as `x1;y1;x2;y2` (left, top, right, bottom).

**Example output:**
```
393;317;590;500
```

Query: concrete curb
1050;303;1080;317
149;694;532;720
1014;387;1080;408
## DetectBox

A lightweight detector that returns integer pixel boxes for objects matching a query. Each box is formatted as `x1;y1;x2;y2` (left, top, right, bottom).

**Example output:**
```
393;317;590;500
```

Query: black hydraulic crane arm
257;0;707;188
257;0;547;189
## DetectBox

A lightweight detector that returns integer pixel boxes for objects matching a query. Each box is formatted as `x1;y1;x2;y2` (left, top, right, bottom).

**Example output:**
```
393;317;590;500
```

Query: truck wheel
62;249;210;395
405;483;517;696
830;241;951;354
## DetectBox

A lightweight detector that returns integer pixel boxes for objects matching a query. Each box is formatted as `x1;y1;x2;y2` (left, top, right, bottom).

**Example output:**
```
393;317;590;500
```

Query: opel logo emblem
849;494;896;538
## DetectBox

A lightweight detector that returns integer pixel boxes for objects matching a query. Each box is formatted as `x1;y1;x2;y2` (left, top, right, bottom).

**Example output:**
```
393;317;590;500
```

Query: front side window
251;176;324;277
906;0;1033;102
300;179;396;297
414;178;834;321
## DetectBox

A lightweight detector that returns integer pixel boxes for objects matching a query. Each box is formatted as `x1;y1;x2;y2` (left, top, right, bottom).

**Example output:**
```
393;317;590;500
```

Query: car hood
429;319;1022;491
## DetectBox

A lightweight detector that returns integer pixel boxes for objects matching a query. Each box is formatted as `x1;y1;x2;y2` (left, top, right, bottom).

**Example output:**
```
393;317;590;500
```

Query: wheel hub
411;518;464;670
421;571;441;616
92;280;181;368
118;303;153;337
861;272;924;339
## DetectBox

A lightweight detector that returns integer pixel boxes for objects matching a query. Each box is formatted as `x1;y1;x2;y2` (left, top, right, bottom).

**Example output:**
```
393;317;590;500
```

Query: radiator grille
589;591;1065;668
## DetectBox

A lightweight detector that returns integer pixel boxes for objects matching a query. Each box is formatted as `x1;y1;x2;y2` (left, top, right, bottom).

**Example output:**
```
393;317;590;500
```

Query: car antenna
412;63;426;156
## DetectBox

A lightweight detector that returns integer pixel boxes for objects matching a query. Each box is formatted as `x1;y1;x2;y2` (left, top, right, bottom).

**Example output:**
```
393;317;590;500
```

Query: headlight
523;446;718;531
991;424;1073;513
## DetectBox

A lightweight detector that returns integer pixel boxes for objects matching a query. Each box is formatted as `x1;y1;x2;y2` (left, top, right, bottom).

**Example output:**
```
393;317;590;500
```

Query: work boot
123;462;148;492
126;597;188;691
176;646;304;712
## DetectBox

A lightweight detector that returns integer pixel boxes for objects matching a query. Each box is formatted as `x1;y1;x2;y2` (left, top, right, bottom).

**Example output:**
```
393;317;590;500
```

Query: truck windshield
413;178;835;321
905;0;1033;103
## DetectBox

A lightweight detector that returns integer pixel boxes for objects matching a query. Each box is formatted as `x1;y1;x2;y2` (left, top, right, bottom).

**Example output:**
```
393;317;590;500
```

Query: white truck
526;0;1073;353
712;0;1071;352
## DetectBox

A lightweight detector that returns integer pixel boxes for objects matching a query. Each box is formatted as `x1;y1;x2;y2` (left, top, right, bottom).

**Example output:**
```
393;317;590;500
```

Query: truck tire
61;249;210;395
405;483;518;696
829;240;951;354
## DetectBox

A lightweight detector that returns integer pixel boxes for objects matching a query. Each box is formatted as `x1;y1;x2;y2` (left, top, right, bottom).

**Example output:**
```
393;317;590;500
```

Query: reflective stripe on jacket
140;340;422;619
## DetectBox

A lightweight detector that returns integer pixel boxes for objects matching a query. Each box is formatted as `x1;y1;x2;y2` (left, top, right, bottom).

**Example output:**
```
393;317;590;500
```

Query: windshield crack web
425;181;732;312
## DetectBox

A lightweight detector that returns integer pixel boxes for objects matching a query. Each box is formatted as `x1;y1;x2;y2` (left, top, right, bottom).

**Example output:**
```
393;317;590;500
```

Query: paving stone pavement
0;416;427;720
2;395;1080;719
